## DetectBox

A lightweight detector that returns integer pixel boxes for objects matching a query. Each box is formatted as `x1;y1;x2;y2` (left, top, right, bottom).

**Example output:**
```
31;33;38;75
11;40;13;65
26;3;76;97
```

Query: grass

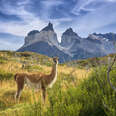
0;51;116;116
0;70;14;81
66;53;116;69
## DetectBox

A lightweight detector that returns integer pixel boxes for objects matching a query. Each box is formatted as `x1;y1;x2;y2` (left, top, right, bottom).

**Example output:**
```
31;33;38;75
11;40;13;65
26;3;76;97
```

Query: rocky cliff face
86;33;116;54
24;30;39;47
18;23;116;63
92;32;116;41
23;22;59;48
61;28;81;47
18;22;72;62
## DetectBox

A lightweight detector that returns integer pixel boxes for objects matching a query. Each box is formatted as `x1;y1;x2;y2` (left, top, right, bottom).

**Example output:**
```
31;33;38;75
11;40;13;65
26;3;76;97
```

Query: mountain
60;29;104;59
18;22;72;63
18;23;116;63
92;32;116;41
61;31;116;60
60;28;89;59
41;22;54;32
85;33;116;54
61;28;81;47
23;22;59;47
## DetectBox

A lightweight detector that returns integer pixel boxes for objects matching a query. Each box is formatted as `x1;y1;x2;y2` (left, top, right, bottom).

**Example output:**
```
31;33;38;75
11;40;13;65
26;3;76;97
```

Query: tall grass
0;67;115;116
15;65;116;116
1;51;116;116
0;70;13;81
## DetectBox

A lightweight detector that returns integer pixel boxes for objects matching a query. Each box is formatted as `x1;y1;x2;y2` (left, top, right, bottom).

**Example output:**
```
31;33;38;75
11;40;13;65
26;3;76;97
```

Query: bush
0;56;7;64
24;65;43;72
19;52;32;57
1;64;116;116
0;70;14;81
80;66;116;116
25;65;116;116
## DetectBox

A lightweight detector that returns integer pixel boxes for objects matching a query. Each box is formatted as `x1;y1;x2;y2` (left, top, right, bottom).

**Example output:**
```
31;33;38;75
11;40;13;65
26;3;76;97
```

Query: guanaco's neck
50;62;57;80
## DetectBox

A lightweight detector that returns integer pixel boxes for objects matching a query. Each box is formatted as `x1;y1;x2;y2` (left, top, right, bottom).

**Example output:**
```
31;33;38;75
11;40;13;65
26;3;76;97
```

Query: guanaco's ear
56;57;59;60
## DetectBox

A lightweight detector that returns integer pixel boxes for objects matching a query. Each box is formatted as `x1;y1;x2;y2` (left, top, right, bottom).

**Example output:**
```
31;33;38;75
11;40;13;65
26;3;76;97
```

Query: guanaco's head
53;57;59;64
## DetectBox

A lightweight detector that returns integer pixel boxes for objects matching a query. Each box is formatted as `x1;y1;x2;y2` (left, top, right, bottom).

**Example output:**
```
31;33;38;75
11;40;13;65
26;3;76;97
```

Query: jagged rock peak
92;32;116;38
27;30;39;36
41;22;54;31
90;32;116;41
63;28;77;36
88;34;98;38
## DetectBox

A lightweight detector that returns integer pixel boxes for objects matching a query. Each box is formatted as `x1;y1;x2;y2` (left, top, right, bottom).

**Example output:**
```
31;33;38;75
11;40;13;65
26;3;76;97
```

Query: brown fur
14;57;58;102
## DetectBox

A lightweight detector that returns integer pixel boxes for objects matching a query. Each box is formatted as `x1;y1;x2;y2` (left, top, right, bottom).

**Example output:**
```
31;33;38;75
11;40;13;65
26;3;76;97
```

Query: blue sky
0;0;116;50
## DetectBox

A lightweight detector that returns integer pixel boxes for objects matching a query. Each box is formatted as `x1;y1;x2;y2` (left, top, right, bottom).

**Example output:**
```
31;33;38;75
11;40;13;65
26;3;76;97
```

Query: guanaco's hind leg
42;87;46;103
15;77;24;101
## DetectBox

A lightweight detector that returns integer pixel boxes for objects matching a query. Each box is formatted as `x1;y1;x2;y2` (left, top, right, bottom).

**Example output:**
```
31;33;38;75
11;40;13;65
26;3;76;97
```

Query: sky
0;0;116;50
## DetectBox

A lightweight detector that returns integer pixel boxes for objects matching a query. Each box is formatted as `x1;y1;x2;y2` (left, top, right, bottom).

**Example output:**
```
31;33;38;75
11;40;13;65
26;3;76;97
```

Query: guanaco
14;57;58;102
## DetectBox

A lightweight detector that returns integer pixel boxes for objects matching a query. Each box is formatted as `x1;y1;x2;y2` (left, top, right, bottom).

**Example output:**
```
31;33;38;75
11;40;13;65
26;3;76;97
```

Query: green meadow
0;51;116;116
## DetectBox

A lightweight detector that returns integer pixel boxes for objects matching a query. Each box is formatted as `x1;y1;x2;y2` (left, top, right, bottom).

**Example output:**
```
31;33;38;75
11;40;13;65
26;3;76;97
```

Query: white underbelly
25;77;41;90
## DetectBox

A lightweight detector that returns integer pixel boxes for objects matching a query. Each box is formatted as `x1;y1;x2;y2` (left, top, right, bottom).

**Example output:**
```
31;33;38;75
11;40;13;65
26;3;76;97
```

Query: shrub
0;70;14;81
1;62;116;116
19;52;32;57
80;66;116;116
24;65;43;72
0;56;7;64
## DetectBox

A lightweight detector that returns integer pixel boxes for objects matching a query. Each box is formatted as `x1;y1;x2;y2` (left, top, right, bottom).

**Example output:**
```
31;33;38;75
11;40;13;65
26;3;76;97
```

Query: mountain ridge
18;23;116;63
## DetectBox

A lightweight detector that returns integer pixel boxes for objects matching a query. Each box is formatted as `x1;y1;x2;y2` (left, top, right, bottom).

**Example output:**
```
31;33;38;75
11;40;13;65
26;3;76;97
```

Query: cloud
0;32;24;50
0;0;73;40
0;39;23;50
71;0;96;15
71;2;116;37
0;0;48;36
41;0;64;7
106;0;116;2
71;0;116;16
0;0;69;37
0;0;116;50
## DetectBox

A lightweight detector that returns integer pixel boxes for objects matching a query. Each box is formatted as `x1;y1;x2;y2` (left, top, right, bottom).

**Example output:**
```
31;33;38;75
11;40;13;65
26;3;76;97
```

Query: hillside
0;51;91;116
0;51;116;116
66;53;116;68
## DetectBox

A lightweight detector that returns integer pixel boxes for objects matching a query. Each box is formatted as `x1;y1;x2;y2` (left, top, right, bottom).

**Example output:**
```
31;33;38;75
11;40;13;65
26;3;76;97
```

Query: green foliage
0;100;7;110
6;51;16;57
0;56;7;64
0;70;13;81
20;66;116;116
1;51;116;116
43;61;52;67
80;66;116;116
67;54;116;69
46;86;82;116
18;52;32;57
24;65;43;72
